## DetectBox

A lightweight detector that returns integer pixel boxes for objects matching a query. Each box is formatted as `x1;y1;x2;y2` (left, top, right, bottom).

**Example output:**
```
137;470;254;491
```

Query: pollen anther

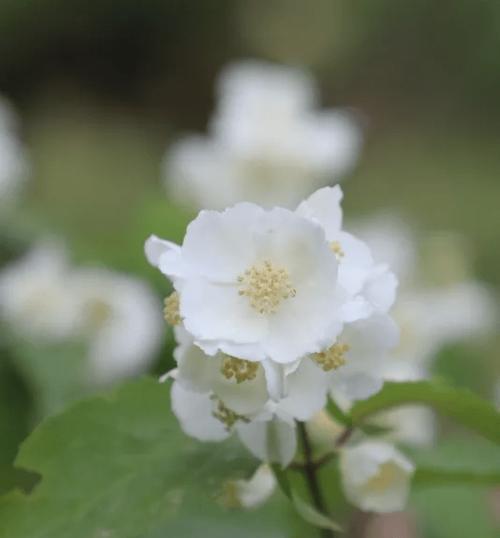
237;260;296;315
330;241;345;259
312;342;349;372
164;291;181;326
221;355;259;383
212;398;250;431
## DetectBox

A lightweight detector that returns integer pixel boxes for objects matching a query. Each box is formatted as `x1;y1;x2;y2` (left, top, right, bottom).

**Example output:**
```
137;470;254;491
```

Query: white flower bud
339;441;414;513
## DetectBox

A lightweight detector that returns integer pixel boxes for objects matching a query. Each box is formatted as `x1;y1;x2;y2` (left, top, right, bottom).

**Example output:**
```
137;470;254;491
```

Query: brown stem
297;421;335;538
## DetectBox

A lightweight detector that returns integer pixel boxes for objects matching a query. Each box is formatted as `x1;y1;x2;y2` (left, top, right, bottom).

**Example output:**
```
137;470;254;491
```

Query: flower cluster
163;60;361;210
0;241;164;383
146;186;401;474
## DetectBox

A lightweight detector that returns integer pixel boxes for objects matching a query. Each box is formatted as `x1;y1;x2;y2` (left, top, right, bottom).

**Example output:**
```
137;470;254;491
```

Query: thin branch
297;421;335;538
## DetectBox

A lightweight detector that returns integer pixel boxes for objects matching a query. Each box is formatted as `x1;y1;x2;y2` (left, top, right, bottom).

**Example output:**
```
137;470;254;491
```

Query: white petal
295;185;343;240
230;464;277;509
237;418;297;467
182;203;263;282
171;382;229;442
144;235;180;268
278;360;329;421
262;360;288;401
363;265;398;313
181;278;268;344
174;341;218;393
331;372;384;402
213;362;269;415
337;231;374;295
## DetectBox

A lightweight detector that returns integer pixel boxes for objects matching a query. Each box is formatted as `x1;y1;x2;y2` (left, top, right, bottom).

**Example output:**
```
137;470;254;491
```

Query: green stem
297;421;335;538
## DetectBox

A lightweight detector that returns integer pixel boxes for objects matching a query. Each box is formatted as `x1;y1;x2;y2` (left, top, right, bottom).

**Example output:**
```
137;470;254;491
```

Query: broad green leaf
10;340;89;419
413;437;500;487
415;467;500;487
271;464;342;532
410;438;500;538
351;381;500;445
0;378;307;538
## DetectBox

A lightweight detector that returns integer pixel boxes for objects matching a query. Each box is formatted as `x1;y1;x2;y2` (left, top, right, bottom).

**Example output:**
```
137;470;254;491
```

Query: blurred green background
0;1;499;537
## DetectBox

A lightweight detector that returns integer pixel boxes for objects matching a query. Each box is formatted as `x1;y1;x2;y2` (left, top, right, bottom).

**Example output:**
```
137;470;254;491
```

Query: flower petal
237;418;297;467
171;382;229;442
295;185;343;240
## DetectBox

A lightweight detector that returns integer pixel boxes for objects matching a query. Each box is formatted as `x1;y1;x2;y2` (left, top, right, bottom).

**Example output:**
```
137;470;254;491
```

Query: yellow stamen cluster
237;260;296;315
312;343;349;372
212;398;249;431
221;355;259;383
84;299;112;330
163;291;181;326
364;462;400;492
330;241;345;259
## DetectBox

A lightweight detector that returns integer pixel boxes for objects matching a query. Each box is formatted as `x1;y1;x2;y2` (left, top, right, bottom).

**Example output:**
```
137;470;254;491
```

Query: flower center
312;343;349;372
211;397;250;431
330;241;345;259
221;355;259;383
163;291;181;326
237;260;296;315
364;462;400;492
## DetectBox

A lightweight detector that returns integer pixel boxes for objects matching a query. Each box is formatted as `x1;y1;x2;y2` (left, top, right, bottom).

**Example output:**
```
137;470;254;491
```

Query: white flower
172;327;328;423
170;379;297;467
164;60;361;210
71;268;164;383
146;201;355;365
0;242;80;340
327;313;400;402
0;240;163;384
296;186;398;317
223;464;276;509
0;97;28;205
355;216;496;371
339;441;415;513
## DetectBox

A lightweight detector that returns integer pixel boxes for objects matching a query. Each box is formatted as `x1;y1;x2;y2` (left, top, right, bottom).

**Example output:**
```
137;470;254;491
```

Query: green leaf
271;464;342;533
290;492;343;533
414;467;500;486
0;378;307;538
410;438;500;538
351;381;500;444
413;437;500;487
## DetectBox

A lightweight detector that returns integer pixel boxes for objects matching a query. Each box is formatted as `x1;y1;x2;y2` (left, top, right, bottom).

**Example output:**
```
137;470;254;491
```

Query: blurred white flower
72;268;164;384
224;464;277;509
0;242;80;340
0;240;164;384
0;97;28;205
354;216;496;373
164;60;361;210
339;441;414;513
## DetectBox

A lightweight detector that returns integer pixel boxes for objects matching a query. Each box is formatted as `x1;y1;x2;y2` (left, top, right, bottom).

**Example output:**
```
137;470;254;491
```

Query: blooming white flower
146;201;355;365
0;97;28;205
71;268;164;383
339;441;415;513
170;379;297;467
148;187;401;466
0;242;80;340
164;60;361;210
